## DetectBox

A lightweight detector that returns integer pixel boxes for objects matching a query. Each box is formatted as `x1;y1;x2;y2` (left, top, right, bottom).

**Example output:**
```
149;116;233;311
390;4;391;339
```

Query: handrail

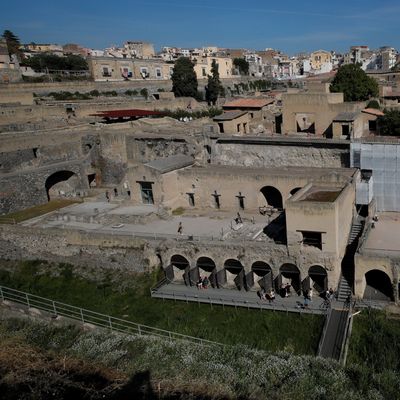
317;306;332;356
0;285;221;347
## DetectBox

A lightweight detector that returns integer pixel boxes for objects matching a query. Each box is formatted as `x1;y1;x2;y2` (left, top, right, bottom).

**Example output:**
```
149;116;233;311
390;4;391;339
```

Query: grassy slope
0;260;323;354
0;199;80;223
347;308;400;372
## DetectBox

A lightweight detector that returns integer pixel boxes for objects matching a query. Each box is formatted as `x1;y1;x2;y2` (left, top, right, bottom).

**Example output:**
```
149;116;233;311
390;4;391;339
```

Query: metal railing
0;285;221;347
0;217;17;225
150;281;324;315
317;306;333;356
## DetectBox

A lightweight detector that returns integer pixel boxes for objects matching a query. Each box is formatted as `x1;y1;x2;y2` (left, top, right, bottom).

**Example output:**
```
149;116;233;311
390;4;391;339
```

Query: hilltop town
1;29;400;399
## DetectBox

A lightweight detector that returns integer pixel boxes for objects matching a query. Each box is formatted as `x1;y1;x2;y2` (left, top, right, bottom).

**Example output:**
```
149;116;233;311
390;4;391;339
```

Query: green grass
0;260;323;355
347;308;400;372
171;207;185;215
0;199;80;224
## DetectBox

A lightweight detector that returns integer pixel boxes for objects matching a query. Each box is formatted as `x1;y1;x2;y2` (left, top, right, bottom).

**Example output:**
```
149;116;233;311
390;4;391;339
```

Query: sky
1;0;399;54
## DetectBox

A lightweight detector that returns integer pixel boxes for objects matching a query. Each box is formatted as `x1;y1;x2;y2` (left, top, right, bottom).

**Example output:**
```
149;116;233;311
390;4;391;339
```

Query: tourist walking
177;222;183;235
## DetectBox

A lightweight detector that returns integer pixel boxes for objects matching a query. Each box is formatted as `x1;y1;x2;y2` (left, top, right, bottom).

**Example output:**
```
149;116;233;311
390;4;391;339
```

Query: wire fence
0;285;221;347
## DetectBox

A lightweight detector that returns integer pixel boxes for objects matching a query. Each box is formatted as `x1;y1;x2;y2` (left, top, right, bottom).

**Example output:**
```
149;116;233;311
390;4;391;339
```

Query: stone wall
0;225;158;273
0;161;87;214
212;140;349;168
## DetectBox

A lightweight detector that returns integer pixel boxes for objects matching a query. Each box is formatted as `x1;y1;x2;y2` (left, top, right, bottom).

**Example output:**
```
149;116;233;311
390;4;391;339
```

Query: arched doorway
45;170;78;201
260;186;283;209
364;269;394;301
221;259;244;290
251;261;273;291
277;263;301;295
307;265;328;294
196;257;217;288
290;187;302;196
169;254;190;285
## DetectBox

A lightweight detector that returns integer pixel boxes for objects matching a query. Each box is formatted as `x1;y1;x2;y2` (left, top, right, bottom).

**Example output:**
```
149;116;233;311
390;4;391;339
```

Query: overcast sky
1;0;399;54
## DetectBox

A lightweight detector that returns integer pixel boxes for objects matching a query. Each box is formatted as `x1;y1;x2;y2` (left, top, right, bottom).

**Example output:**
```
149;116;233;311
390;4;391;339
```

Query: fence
150;280;325;315
0;285;221;347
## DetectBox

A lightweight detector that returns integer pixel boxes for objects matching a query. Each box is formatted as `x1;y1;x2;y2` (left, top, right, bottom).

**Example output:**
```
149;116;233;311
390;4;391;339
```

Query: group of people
325;287;335;300
258;288;276;303
197;276;210;290
280;283;292;298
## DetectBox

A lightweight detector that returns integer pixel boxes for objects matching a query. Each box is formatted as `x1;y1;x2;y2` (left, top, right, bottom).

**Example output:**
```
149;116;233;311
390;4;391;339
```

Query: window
202;67;207;77
139;182;154;204
212;191;221;209
218;123;224;133
102;67;111;77
140;67;149;78
187;193;195;207
300;231;323;250
156;68;162;78
250;113;254;118
236;192;245;210
237;124;240;133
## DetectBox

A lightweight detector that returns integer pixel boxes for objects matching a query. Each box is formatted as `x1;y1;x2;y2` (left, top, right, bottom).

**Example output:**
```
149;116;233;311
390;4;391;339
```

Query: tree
377;110;400;136
171;57;198;98
205;59;223;105
330;64;378;102
366;99;380;109
2;30;22;59
233;58;249;75
24;54;88;72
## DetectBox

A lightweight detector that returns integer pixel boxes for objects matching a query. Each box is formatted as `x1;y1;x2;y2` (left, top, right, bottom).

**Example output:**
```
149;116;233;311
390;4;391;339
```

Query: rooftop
144;155;194;173
362;108;385;117
362;212;400;255
222;98;274;109
213;111;247;121
90;109;164;119
333;112;360;122
297;186;343;202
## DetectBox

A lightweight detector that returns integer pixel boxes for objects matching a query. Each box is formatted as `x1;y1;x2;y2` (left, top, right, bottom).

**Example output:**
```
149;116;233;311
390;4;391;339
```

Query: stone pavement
151;282;328;315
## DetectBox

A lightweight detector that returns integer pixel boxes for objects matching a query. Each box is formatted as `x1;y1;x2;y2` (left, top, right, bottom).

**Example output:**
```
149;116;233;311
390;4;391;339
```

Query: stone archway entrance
364;269;394;301
220;259;244;290
196;257;217;288
169;254;190;285
277;263;301;295
306;265;328;294
45;170;79;201
250;261;273;292
260;186;283;209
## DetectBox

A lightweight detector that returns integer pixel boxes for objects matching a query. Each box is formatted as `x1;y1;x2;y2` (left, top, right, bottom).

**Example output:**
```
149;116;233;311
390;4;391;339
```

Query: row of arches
166;255;328;295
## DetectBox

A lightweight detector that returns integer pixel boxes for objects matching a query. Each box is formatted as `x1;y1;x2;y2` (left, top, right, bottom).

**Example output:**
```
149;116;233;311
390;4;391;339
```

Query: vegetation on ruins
2;29;21;59
366;99;380;109
156;107;222;120
377;110;400;136
205;59;224;105
43;89;150;101
171;57;198;98
233;57;249;75
0;200;80;224
1;314;400;399
0;260;322;354
24;53;88;72
330;64;379;102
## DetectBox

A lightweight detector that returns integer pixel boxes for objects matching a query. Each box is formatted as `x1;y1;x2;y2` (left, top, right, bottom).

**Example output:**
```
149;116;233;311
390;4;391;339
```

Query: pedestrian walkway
151;282;327;314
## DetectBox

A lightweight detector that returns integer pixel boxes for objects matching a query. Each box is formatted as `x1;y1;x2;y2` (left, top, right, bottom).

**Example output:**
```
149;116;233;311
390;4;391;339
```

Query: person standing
177;222;183;235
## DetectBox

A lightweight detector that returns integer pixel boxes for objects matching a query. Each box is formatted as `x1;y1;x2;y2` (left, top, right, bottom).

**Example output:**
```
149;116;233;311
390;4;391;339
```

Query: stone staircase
337;219;364;301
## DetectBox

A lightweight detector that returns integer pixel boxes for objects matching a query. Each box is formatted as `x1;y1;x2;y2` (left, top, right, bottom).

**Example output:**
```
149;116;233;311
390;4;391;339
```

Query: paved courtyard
26;201;273;241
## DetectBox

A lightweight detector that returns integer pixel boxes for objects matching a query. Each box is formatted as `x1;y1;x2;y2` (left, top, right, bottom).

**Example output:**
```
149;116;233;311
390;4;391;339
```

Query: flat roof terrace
362;212;400;255
297;186;343;202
